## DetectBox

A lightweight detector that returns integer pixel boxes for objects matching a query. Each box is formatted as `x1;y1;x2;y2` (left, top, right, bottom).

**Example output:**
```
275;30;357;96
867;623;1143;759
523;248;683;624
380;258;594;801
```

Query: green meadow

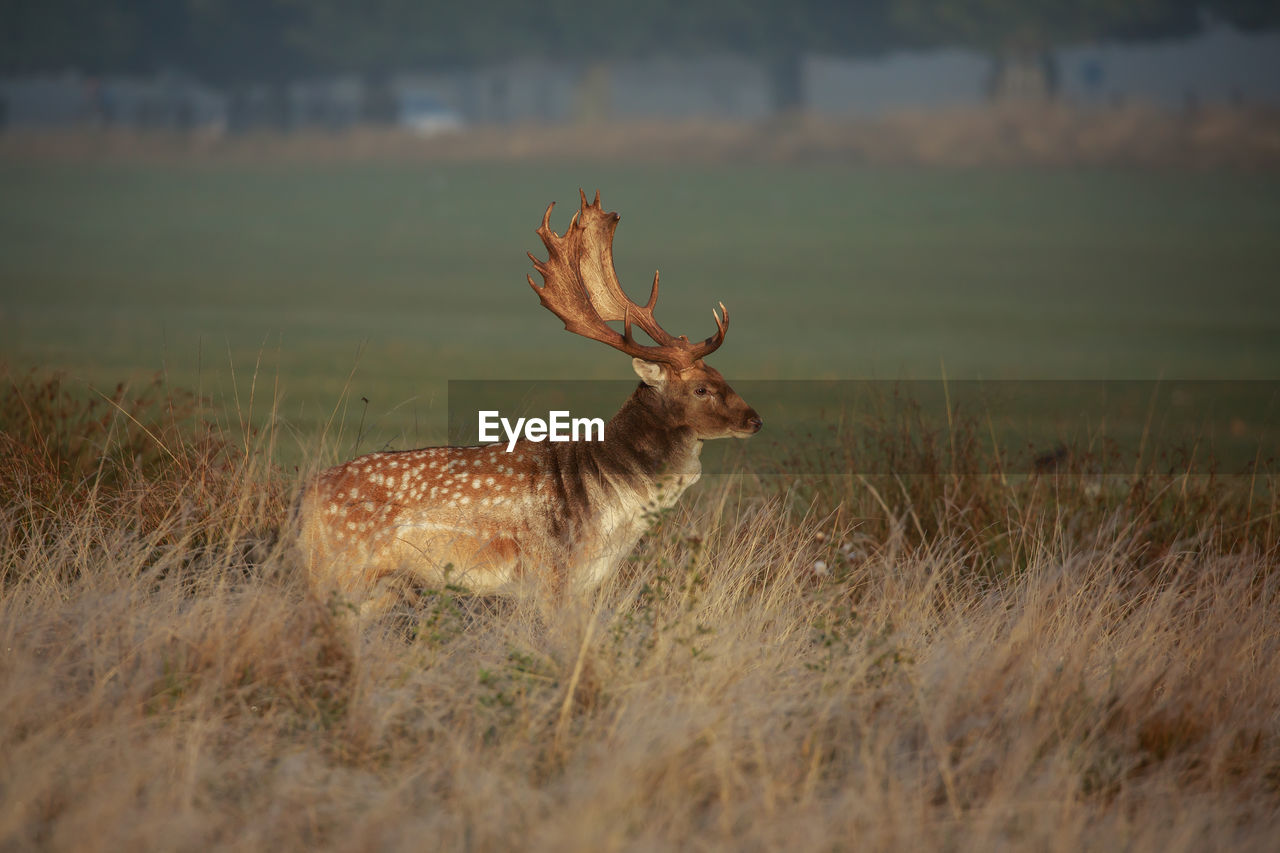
2;163;1278;456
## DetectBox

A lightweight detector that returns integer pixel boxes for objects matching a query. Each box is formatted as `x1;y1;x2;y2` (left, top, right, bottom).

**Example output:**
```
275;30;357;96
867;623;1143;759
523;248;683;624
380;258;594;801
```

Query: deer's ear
632;358;667;387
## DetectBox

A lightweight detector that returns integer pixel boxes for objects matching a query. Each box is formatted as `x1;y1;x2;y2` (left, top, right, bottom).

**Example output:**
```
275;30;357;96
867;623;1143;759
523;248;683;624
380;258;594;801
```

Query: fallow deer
296;190;761;613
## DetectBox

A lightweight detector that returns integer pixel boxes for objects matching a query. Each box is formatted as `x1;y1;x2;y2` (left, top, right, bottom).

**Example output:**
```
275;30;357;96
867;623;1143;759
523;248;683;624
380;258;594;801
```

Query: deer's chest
572;462;701;591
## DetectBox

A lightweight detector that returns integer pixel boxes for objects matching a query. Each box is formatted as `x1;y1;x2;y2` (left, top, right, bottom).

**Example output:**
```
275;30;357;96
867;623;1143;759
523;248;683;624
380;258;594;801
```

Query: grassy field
1;162;1278;849
1;369;1277;851
2;163;1278;451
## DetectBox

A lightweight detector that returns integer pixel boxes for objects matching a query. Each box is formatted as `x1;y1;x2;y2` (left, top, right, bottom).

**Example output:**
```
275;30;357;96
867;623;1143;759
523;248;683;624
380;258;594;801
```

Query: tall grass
1;370;1277;851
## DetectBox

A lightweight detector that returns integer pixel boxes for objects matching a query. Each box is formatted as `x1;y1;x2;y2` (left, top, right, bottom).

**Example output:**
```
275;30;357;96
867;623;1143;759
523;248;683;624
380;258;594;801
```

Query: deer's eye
694;387;708;397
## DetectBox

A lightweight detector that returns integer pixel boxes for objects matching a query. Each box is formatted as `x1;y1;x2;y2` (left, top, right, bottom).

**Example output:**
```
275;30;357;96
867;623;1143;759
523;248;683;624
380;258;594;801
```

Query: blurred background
1;0;1278;457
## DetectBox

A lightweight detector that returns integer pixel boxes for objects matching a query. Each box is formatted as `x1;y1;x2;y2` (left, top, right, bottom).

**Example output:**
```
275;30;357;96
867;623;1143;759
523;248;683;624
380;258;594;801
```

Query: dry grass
2;371;1278;851
3;104;1280;169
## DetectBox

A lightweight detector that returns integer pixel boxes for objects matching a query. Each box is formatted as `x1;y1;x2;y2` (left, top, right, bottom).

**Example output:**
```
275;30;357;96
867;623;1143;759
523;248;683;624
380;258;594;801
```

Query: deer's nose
747;415;763;434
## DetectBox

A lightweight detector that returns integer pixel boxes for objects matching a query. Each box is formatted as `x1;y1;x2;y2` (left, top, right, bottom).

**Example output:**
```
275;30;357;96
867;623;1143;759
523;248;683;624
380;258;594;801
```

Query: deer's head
528;190;761;441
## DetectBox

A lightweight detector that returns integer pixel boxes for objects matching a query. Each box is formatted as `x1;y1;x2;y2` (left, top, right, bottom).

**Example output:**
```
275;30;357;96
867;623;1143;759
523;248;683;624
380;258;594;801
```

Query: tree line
2;0;1275;90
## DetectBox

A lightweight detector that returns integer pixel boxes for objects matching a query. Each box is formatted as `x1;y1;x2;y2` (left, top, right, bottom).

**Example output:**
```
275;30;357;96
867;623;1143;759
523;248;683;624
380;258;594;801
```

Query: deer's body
298;192;759;612
299;388;707;599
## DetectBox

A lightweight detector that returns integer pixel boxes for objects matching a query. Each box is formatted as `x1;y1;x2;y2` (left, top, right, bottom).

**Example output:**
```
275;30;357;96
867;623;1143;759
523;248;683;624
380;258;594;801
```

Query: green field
2;163;1278;453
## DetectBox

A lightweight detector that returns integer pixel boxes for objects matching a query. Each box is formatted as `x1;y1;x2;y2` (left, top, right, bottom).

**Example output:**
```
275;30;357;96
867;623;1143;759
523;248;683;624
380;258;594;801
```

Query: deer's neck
544;383;702;528
600;384;702;483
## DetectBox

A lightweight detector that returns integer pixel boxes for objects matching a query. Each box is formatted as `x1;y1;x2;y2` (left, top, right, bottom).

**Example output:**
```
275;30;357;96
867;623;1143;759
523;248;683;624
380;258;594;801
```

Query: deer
296;190;761;614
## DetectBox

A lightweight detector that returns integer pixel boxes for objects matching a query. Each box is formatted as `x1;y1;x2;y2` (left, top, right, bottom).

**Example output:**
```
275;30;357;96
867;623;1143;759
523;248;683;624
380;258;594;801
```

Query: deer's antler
527;190;728;367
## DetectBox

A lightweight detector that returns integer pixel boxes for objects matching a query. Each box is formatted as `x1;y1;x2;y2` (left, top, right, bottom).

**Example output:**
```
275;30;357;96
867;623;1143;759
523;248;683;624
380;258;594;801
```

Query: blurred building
3;23;1279;132
0;71;227;130
803;48;990;116
283;77;364;130
393;62;576;125
391;56;770;124
606;56;773;121
1057;20;1280;108
224;77;364;131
